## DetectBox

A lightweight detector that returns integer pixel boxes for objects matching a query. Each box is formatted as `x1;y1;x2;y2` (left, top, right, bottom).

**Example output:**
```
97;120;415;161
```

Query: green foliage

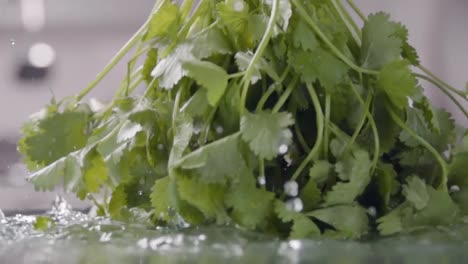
18;0;468;240
33;216;55;231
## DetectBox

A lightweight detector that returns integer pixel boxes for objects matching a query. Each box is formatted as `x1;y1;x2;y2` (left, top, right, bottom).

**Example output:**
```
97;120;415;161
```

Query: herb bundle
19;0;468;239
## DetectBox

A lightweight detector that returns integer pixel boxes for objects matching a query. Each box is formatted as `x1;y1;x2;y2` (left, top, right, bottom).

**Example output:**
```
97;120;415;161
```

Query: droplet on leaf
284;180;298;196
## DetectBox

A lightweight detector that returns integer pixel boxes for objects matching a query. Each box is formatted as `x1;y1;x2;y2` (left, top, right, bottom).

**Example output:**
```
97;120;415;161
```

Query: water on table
1;196;467;264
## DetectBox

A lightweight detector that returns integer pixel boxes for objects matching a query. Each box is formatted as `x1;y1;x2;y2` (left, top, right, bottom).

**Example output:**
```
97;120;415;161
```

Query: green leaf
216;0;249;34
308;205;369;239
292;18;319;51
375;162;398;209
177;176;228;223
300;180;321;211
33;216;55;231
402;176;429;210
309;160;332;185
142;48;158;84
235;51;280;84
183;60;228;106
151;44;195;89
83;150;108;194
399;107;456;152
19;111;89;170
150;177;171;222
226;174;275;228
275;200;320;238
361;12;403;69
240;111;294;160
145;0;180;40
324;150;372;206
109;184;127;219
191;27;232;59
377;60;417;109
176;134;247;183
288;47;348;90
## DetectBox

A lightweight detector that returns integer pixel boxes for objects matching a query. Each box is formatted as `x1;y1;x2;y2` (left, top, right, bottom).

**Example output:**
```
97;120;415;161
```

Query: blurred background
0;0;466;212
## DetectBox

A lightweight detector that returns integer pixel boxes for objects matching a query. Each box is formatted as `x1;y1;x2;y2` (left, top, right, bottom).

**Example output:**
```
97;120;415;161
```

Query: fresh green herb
33;216;55;231
19;0;468;239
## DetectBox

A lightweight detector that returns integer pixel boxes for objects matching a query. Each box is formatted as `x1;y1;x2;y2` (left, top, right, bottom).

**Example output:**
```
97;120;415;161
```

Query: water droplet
284;180;298;197
285;198;303;212
367;206;377;217
407;97;414;108
139;178;145;185
157;144;164;150
0;209;5;222
138;190;143;196
278;144;289;155
99;232;112;242
137;238;149;249
450;185;461;193
288;240;302;250
198;234;207;241
257;175;266;186
215;126;224;135
233;0;244;12
49;195;73;216
10;39;15;46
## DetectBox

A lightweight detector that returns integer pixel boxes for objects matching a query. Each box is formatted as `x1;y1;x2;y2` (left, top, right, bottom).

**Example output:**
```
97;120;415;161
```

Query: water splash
285;198;303;212
284;180;298;197
257;175;266;186
278;144;289;155
9;39;15;47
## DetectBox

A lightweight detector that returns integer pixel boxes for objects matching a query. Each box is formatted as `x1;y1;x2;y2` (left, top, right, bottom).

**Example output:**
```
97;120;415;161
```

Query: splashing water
1;197;468;263
283;180;298;197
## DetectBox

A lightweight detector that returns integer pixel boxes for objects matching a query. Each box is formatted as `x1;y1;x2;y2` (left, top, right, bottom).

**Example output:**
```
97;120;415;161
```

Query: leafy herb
19;0;468;239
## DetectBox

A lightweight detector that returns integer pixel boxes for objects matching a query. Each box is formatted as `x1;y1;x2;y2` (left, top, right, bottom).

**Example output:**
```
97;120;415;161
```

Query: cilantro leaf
402;176;429;210
361;12;403;69
142;48;158;84
275;200;320;238
226;173;275;228
150;177;171;222
216;0;250;34
288;47;348;91
291;17;319;51
300;180;321;211
151;44;195;89
183;60;228;106
308;205;369;239
377;60;417;109
19;111;89;170
144;0;180;40
177;176;228;223
324;149;372;206
235;51;280;84
308;160;332;185
240;111;294;160
176;134;247;183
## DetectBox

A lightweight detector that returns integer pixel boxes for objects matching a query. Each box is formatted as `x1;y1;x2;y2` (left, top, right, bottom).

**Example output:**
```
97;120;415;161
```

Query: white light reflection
21;0;45;32
28;43;56;68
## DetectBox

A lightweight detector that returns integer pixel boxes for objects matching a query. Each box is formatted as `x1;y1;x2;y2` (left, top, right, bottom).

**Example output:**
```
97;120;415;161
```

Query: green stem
323;94;331;158
228;72;246;79
348;79;380;172
294;120;311;153
346;0;367;21
387;105;448;191
240;0;280;115
272;76;299;113
414;73;468;119
330;0;361;46
343;90;372;153
416;66;467;99
291;83;324;181
127;75;144;94
256;83;278;112
291;0;377;75
76;20;150;101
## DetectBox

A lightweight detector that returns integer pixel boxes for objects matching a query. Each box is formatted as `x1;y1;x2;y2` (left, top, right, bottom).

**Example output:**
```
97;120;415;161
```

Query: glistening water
1;197;468;264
